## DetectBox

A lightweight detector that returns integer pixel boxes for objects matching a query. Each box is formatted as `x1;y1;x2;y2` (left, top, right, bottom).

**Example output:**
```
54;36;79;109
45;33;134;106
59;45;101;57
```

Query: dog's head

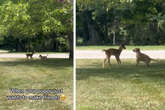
39;55;42;57
133;48;140;53
120;44;126;49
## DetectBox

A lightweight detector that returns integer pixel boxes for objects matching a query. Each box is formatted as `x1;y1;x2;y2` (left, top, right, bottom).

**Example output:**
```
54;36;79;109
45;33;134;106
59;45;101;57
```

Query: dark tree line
76;0;165;45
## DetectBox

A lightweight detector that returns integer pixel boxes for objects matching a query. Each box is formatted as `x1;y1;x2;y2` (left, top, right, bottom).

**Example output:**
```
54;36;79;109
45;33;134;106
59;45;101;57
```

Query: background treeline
0;0;73;58
0;33;69;52
76;0;165;45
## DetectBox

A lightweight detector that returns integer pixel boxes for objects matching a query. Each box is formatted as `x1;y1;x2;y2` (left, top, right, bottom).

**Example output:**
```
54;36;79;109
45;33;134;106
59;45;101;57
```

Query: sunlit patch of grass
0;58;73;110
77;59;165;110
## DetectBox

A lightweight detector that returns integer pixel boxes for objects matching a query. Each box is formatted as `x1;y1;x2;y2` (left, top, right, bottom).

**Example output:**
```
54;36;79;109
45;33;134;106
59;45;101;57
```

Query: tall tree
0;0;73;58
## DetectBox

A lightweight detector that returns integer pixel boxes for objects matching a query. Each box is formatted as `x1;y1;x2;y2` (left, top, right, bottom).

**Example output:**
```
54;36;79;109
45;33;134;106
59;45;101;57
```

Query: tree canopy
0;0;73;58
77;0;165;45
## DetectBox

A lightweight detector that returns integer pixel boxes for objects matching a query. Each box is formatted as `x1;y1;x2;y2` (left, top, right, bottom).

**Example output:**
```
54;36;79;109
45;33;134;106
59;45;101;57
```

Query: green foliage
77;0;165;45
56;37;69;51
0;0;73;53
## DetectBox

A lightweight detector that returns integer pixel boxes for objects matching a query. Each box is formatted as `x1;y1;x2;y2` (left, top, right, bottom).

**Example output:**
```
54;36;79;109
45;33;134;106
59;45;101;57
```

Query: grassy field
77;45;165;50
77;59;165;110
0;58;73;110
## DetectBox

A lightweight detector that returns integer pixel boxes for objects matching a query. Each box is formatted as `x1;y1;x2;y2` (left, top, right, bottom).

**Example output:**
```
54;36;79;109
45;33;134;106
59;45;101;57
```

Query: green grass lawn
77;59;165;110
77;45;165;50
0;58;73;110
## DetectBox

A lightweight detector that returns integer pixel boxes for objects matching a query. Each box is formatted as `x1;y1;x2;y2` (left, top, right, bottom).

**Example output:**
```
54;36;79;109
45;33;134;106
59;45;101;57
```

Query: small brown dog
103;44;126;68
133;48;157;66
26;52;34;59
39;55;48;60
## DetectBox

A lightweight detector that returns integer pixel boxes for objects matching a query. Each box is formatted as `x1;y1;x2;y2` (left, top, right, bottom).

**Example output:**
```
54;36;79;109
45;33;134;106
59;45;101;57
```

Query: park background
76;0;165;110
77;0;165;46
0;0;73;110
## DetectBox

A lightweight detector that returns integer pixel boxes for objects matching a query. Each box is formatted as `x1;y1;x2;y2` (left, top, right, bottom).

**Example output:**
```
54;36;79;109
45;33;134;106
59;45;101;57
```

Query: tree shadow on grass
0;58;73;69
77;60;165;83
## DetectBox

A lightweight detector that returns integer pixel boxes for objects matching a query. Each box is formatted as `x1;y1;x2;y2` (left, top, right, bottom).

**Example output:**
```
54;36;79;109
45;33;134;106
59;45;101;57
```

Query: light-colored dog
133;48;157;66
39;55;48;60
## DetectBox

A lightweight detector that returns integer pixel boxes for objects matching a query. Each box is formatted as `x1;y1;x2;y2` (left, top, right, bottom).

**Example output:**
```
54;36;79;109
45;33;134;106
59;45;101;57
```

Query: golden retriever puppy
39;55;48;60
133;48;157;66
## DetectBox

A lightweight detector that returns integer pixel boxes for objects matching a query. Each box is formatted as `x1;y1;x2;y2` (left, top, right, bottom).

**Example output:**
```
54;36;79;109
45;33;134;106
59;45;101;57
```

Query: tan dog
133;48;157;66
39;55;48;60
103;44;126;68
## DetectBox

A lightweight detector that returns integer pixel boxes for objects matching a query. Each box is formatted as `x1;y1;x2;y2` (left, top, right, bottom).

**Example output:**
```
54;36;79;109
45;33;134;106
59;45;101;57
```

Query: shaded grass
77;45;165;50
0;58;73;110
77;59;165;110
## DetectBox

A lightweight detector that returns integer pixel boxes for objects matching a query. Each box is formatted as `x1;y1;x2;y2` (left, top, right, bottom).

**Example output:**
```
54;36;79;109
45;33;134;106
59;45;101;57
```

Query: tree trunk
16;38;22;52
68;32;73;59
113;32;116;45
87;23;100;45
